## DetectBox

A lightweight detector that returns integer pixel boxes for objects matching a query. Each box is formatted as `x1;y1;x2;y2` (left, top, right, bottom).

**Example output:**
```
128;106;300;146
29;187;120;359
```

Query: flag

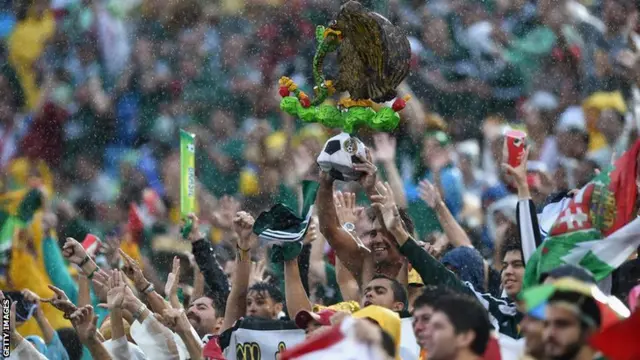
253;181;319;245
81;234;102;258
589;310;640;360
279;317;387;360
219;317;305;360
519;278;629;330
127;188;161;244
180;129;196;218
523;140;640;288
219;315;420;360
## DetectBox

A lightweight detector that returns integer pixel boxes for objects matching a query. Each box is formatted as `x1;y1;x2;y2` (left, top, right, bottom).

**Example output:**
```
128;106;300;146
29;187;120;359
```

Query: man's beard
548;339;584;360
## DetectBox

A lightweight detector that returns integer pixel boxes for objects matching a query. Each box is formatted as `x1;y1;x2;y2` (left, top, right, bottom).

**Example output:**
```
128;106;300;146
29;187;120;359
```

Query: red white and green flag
523;140;640;288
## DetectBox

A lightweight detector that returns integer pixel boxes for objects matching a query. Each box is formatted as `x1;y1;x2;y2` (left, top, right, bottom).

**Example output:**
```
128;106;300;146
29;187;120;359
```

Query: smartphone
4;292;37;322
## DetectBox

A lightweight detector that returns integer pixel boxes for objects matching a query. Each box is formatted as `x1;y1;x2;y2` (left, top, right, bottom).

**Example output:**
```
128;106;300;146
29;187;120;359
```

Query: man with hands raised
220;211;261;332
371;181;522;339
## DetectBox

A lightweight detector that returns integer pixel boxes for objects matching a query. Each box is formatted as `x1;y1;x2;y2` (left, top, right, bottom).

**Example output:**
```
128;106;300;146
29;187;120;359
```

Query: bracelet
78;255;90;267
87;267;100;280
132;303;147;321
142;283;155;295
236;245;251;261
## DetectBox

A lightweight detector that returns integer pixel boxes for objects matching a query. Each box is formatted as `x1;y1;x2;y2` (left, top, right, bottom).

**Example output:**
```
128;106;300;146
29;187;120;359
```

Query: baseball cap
295;309;336;329
556;106;587;133
540;265;596;284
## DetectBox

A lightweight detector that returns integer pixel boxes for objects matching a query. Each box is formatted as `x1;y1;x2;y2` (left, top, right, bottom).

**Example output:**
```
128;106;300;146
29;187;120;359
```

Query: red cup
503;129;527;167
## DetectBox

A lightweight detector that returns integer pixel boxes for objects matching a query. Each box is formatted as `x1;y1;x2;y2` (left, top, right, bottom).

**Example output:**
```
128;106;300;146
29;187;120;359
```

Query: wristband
132;303;147;321
142;283;155;295
78;255;90;267
236;245;251;261
87;267;100;280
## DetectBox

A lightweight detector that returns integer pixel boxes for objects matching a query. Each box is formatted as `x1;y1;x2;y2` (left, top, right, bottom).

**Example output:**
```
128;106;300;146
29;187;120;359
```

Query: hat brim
295;310;322;329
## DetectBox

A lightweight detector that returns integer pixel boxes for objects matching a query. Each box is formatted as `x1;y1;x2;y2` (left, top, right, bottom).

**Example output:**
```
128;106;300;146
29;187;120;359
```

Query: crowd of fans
0;0;640;359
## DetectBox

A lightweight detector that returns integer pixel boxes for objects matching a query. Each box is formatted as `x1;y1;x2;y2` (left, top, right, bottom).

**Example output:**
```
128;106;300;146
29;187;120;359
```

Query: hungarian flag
523;140;640;288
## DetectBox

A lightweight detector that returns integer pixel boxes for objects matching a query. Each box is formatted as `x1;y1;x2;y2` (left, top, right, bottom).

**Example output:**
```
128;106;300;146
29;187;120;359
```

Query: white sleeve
103;336;149;360
130;316;180;360
174;326;204;360
8;338;49;360
517;199;540;264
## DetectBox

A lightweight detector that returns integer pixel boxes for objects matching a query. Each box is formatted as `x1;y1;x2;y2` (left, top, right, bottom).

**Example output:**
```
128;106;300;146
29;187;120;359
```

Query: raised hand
212;196;241;231
302;217;318;245
165;256;181;308
500;147;529;189
335;191;358;225
69;305;98;343
98;270;126;310
353;149;378;193
418;179;443;209
119;249;150;292
233;211;257;251
102;234;122;266
155;307;191;333
91;269;111;303
183;213;205;243
42;285;77;317
370;182;403;237
372;133;397;164
249;260;271;287
62;237;88;266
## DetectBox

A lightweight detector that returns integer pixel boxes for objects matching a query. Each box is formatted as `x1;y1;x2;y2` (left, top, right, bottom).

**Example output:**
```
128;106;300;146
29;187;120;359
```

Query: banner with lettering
219;317;420;360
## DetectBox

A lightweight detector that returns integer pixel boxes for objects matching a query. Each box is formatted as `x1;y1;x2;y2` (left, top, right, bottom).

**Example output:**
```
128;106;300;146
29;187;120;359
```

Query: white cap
527;91;559;111
556;106;587;133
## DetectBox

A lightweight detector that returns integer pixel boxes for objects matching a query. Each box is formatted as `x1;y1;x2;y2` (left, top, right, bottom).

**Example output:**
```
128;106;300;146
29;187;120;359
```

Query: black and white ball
317;132;367;181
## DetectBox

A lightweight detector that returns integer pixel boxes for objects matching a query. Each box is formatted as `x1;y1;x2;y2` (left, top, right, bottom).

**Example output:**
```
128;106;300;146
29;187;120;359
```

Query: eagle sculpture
329;0;411;103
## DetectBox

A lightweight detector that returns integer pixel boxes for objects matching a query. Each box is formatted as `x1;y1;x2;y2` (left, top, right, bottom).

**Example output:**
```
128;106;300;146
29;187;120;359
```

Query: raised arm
156;307;203;360
222;212;257;332
372;133;407;209
502;149;542;263
188;214;231;302
316;172;365;278
164;257;182;309
69;306;113;360
370;182;468;294
284;256;313;319
119;249;169;315
418;179;473;248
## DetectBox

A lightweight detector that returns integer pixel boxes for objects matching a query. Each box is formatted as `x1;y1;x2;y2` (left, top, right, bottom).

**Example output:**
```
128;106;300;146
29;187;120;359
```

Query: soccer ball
317;132;367;182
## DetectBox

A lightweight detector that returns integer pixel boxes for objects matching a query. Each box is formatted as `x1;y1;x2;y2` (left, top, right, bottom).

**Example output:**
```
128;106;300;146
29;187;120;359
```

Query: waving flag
523;140;640;288
279;317;387;360
253;181;318;245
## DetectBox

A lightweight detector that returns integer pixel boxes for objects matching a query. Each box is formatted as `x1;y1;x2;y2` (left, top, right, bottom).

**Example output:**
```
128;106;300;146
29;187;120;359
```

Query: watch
342;222;356;233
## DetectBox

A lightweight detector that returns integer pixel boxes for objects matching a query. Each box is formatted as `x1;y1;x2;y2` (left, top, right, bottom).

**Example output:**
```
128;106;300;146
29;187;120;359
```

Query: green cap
425;130;451;146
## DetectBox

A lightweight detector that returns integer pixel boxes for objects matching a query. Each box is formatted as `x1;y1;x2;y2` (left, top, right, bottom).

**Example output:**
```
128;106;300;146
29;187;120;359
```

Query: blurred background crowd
1;0;640;359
